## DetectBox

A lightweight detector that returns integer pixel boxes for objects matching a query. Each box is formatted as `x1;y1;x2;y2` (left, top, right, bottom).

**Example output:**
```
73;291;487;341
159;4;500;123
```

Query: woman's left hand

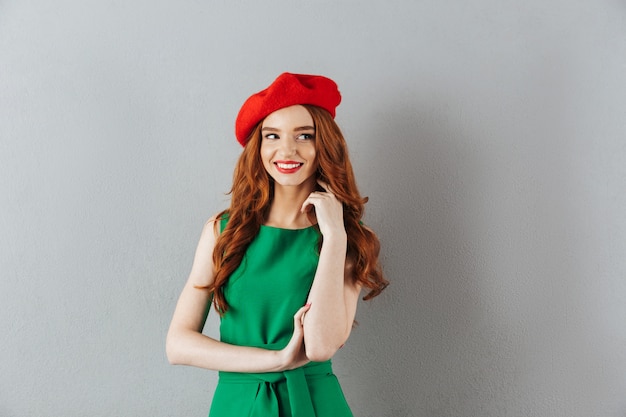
301;180;346;237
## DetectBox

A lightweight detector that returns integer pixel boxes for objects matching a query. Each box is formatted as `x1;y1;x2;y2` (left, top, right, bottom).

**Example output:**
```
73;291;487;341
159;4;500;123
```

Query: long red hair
205;105;388;314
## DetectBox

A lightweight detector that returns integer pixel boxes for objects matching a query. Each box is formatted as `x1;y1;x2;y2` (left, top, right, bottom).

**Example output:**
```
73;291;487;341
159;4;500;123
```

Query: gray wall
1;1;625;416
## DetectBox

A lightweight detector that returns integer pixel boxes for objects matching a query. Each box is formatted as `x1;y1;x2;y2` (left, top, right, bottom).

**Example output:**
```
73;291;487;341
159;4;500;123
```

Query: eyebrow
261;125;315;132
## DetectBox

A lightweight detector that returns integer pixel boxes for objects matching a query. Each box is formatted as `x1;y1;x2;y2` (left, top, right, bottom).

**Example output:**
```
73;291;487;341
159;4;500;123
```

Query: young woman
166;72;388;416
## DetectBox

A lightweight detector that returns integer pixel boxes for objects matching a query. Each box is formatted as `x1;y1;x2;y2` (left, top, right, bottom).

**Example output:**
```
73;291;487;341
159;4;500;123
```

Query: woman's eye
264;133;279;140
297;133;314;140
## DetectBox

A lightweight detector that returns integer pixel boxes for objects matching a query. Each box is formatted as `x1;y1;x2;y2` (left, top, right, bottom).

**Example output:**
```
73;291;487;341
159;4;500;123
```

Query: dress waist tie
218;361;332;417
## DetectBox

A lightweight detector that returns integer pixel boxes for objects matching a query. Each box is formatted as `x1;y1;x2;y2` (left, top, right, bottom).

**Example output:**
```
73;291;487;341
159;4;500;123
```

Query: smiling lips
274;161;304;174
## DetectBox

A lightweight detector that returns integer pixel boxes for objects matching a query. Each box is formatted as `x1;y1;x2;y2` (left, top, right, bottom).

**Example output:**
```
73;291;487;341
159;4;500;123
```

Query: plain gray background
1;1;625;416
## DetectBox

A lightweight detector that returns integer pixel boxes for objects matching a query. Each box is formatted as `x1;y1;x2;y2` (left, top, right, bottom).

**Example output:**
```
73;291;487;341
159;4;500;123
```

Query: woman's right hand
278;303;311;370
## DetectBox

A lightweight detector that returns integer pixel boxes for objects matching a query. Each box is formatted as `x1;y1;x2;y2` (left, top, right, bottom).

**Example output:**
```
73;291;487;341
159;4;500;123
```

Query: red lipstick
274;160;303;174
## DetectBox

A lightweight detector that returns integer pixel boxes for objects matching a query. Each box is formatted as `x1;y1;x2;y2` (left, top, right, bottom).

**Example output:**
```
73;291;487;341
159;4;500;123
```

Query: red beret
235;72;342;146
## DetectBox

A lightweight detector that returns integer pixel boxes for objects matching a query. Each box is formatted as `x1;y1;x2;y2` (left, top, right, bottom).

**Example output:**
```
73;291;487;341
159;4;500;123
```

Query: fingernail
304;302;311;307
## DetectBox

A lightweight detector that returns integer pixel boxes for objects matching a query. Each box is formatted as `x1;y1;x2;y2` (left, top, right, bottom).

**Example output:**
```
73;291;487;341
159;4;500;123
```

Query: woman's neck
265;181;317;229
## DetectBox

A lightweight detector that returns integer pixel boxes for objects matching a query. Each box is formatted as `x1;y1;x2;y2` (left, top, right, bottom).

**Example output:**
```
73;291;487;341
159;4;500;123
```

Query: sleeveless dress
208;219;354;417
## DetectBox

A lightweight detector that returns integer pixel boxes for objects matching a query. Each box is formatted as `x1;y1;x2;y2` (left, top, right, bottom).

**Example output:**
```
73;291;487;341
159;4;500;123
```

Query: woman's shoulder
200;210;229;239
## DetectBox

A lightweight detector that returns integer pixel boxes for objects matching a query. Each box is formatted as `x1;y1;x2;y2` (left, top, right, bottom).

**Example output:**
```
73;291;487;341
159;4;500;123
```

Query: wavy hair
204;105;388;314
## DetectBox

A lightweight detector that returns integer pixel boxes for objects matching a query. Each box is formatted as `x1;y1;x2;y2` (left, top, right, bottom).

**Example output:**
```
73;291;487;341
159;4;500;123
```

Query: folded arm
166;217;309;372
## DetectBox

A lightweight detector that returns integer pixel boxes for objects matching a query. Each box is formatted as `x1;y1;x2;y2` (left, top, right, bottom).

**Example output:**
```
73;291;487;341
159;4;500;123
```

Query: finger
317;179;332;193
293;303;311;321
300;198;310;213
300;196;319;213
292;311;303;334
301;188;332;209
294;303;311;326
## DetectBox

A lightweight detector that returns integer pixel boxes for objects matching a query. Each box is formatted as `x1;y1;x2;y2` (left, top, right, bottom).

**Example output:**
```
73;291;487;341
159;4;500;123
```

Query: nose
279;138;296;156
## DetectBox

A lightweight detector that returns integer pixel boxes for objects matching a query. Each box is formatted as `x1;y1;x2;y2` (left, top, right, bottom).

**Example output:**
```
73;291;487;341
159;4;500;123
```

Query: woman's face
260;105;318;189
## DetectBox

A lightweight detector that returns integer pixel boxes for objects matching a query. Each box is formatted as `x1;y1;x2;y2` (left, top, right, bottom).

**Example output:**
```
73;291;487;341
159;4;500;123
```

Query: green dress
208;219;354;417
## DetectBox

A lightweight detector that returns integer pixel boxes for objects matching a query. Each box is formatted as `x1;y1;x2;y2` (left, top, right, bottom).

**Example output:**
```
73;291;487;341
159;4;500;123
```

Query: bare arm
166;216;310;372
300;182;362;362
